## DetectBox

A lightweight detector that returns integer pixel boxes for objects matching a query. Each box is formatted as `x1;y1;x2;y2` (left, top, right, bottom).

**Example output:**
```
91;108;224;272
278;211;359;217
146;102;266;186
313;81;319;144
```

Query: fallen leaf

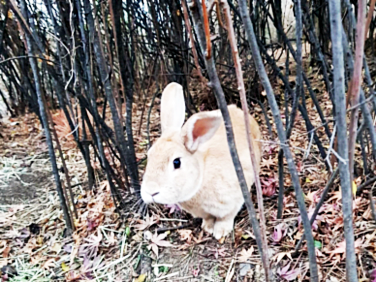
277;263;300;281
151;232;173;247
370;269;376;282
327;190;342;203
106;231;116;245
272;223;286;243
305;190;318;203
262;156;275;169
2;246;10;258
298;205;323;230
207;247;227;259
51;242;62;254
134;274;146;282
43;258;56;270
177;229;192;242
61;262;70;272
0;259;7;268
328;238;363;260
238;246;254;262
261;177;277;197
272;251;293;264
146;231;174;256
134;215;158;231
192;265;200;277
79;230;103;257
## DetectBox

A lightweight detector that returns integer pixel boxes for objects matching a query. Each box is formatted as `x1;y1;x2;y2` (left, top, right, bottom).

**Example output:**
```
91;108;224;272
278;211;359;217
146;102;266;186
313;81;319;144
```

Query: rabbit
141;82;262;240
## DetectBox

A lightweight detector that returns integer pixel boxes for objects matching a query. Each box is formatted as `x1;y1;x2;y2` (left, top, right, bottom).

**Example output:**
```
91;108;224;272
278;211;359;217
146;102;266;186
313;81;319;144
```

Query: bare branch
328;0;358;279
236;0;319;279
348;0;367;184
222;1;272;280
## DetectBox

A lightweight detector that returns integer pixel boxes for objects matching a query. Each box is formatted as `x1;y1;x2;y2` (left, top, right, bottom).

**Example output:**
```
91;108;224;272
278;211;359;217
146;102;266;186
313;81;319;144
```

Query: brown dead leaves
144;231;174;257
177;229;192;242
326;238;363;261
237;246;254;262
133;214;158;231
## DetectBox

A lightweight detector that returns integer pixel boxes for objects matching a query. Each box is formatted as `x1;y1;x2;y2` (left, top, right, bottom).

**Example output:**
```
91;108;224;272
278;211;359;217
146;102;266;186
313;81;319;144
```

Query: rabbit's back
203;105;262;183
180;105;262;219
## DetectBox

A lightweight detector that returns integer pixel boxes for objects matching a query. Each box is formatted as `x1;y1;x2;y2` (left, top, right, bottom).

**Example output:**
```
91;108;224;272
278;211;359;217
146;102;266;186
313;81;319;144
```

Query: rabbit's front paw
201;217;215;234
213;219;233;240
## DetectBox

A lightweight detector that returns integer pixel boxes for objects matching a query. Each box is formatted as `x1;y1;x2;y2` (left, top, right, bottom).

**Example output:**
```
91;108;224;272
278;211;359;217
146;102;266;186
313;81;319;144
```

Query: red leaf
272;223;286;243
277;263;301;281
261;177;277;197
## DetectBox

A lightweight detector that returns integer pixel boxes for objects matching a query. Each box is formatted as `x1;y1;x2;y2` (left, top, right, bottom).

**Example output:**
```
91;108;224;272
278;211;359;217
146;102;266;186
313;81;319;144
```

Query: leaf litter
1;59;376;281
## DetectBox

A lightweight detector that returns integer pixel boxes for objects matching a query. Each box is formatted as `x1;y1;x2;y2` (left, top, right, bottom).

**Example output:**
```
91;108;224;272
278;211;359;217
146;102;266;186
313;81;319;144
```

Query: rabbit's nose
151;192;159;197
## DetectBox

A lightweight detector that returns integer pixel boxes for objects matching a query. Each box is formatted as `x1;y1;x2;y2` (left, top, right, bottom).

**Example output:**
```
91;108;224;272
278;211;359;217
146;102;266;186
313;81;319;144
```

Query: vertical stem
277;149;284;218
294;0;303;119
201;0;211;59
222;2;272;280
74;0;121;204
294;168;339;253
18;0;73;233
44;94;78;219
236;0;318;280
189;1;267;278
83;0;139;191
110;0;140;191
365;0;376;41
181;0;204;82
328;0;358;280
341;28;376;161
0;88;15;117
348;0;366;183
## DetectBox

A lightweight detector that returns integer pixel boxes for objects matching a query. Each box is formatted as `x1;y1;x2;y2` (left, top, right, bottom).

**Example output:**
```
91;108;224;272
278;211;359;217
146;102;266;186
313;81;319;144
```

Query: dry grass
1;60;376;281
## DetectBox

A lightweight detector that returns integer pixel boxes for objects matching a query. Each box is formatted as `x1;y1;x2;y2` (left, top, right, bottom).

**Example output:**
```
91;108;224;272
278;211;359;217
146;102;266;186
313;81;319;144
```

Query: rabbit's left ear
182;111;222;153
160;82;186;133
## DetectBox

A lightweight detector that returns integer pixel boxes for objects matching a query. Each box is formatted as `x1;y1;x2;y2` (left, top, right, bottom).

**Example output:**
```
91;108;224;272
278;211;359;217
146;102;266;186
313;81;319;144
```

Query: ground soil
0;171;51;205
1;55;376;281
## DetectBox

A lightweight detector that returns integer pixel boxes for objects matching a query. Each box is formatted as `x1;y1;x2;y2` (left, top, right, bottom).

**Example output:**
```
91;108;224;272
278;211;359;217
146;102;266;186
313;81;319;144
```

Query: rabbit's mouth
141;185;177;205
140;189;155;204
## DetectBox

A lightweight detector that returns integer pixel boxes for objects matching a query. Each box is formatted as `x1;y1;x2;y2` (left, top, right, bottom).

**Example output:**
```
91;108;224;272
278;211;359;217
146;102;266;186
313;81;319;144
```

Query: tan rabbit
141;82;262;239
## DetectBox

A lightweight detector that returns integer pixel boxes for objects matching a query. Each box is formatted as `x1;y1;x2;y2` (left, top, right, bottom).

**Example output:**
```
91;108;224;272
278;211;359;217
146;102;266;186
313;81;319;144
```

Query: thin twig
356;176;376;194
156;224;192;233
222;1;272;280
201;0;211;59
189;0;267;274
236;0;319;279
0;55;57;65
364;0;376;41
182;0;205;82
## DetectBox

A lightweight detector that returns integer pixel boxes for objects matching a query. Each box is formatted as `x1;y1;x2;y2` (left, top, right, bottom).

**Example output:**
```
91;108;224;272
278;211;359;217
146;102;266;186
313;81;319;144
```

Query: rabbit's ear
161;82;185;133
182;111;222;152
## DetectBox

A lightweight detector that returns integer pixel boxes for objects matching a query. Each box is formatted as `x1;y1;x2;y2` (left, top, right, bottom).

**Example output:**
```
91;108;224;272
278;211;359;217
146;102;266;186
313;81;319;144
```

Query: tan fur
141;83;262;239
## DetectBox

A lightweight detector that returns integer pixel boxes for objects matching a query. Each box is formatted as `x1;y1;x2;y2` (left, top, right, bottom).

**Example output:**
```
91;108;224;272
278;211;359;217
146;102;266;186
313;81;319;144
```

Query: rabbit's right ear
160;82;186;133
182;111;222;153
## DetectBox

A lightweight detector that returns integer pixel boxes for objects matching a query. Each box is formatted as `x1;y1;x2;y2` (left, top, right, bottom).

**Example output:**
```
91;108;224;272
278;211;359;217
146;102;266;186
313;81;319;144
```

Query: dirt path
0;167;51;205
0;115;52;206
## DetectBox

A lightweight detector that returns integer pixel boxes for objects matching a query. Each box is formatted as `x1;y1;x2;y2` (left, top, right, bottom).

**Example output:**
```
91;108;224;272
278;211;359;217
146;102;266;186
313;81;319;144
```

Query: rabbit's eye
173;158;181;169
